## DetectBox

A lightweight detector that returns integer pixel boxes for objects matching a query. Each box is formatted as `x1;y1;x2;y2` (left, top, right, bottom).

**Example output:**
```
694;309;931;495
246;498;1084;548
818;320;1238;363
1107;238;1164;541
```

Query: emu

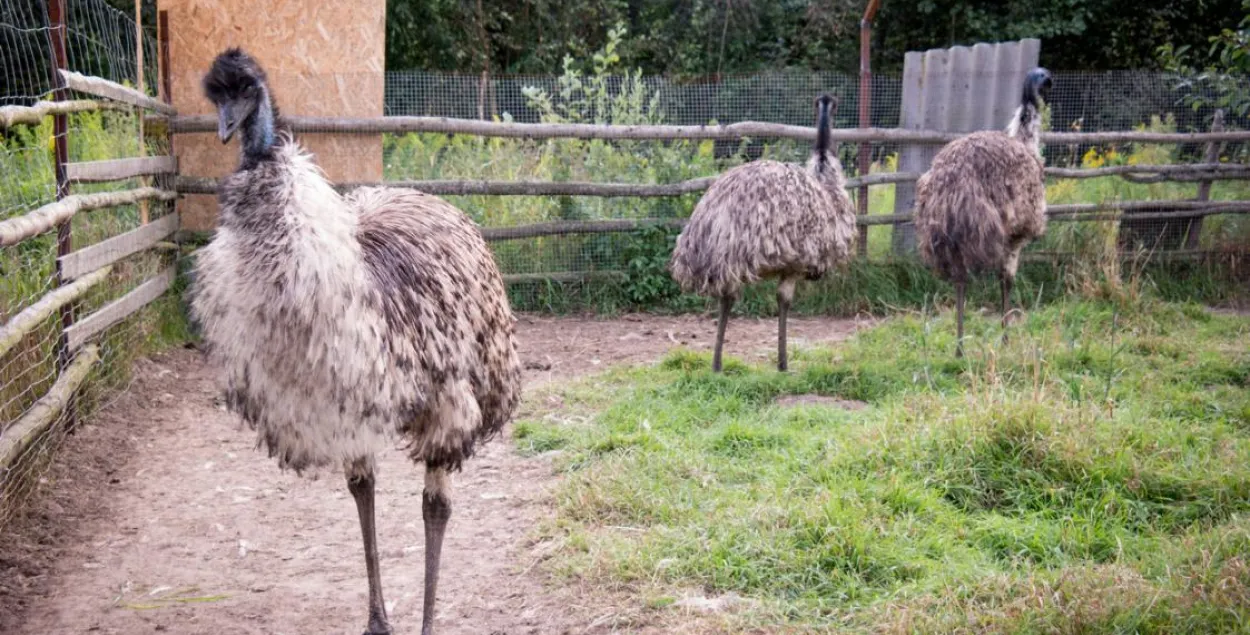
670;95;856;372
191;49;521;635
914;68;1053;357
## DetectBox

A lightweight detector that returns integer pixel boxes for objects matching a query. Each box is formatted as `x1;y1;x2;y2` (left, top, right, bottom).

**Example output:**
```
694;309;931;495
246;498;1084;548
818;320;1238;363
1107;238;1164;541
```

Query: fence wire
1;0;172;531
374;69;1250;308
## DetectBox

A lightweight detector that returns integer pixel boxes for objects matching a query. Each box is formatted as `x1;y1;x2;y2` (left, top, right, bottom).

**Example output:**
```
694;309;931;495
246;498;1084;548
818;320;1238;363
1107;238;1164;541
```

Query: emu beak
216;101;251;143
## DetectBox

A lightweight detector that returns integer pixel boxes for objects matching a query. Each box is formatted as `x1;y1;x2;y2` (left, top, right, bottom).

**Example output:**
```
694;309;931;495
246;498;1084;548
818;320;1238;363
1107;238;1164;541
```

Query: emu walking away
191;49;521;635
914;67;1053;357
670;95;856;372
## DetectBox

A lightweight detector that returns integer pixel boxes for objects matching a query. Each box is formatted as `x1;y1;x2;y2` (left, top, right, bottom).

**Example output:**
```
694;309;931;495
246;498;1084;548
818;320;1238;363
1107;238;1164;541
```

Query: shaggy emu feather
914;67;1053;357
191;48;521;635
670;94;856;372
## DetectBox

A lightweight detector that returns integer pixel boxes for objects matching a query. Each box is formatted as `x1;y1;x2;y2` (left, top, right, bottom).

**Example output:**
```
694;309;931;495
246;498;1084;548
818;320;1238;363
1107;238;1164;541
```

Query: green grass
515;298;1250;632
507;252;1250;316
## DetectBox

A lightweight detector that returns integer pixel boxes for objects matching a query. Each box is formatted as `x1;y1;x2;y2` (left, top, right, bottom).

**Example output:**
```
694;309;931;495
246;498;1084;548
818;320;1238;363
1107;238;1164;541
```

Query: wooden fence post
1187;110;1225;250
46;0;76;427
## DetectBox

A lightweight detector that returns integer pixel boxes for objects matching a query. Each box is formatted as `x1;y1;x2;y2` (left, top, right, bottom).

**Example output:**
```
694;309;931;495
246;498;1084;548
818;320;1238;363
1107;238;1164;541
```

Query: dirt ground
0;313;860;635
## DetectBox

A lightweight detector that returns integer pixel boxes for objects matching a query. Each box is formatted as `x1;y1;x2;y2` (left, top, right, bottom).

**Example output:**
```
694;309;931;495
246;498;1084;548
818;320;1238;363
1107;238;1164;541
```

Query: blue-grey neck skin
241;88;275;165
812;99;833;172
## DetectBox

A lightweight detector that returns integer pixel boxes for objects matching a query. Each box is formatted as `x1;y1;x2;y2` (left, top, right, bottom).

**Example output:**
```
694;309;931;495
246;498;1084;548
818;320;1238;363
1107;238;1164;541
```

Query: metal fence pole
158;10;177;232
135;0;149;225
856;0;881;258
46;0;76;427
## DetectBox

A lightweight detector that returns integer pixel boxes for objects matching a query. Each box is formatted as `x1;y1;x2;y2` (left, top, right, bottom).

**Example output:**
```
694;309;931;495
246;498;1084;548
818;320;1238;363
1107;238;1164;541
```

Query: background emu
914;67;1053;357
670;95;856;372
191;49;521;635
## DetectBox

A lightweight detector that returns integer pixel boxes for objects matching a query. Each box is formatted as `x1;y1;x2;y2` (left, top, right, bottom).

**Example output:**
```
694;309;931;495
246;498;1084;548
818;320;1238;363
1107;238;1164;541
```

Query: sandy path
0;313;860;634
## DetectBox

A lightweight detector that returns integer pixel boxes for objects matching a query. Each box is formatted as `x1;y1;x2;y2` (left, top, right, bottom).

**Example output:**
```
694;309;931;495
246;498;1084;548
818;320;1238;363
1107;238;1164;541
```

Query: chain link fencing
1;0;177;531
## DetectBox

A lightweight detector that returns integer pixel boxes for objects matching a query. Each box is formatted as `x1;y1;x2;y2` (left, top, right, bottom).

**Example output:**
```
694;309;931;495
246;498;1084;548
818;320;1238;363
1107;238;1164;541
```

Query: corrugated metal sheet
892;39;1041;253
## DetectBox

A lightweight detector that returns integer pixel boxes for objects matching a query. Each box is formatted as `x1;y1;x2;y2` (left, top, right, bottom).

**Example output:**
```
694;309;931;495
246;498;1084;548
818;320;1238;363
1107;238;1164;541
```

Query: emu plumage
914;67;1053;357
191;48;521;635
670;95;856;371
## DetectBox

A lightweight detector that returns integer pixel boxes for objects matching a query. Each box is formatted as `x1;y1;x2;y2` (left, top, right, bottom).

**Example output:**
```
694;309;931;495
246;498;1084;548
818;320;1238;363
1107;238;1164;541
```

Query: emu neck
240;90;277;167
1007;103;1042;156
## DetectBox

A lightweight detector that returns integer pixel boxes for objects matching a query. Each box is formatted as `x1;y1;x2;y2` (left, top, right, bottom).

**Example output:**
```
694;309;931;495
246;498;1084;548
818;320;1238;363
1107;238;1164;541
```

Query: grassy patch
516;298;1250;631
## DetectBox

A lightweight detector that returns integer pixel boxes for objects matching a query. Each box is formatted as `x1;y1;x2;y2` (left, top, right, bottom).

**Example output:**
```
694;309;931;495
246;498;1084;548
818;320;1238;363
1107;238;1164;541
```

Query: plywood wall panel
159;0;384;230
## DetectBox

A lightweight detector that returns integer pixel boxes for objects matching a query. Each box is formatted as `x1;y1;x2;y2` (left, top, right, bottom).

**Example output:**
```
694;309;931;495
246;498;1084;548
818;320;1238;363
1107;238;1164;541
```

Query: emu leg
421;466;453;635
1000;273;1014;344
348;462;391;635
713;295;734;372
777;278;797;372
955;280;967;359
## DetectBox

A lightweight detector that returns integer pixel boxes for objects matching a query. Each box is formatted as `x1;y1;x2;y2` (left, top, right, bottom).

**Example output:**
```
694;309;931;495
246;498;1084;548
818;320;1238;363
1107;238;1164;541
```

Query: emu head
816;94;838;118
203;48;271;144
1023;67;1053;108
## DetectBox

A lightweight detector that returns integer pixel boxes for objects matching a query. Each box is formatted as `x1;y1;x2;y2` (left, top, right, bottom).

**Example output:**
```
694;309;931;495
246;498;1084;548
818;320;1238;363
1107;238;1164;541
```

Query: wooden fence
0;27;179;524
167;112;1250;258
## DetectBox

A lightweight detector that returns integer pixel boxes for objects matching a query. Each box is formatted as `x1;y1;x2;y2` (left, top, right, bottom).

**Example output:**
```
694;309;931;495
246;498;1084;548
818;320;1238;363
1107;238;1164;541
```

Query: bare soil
0;313;860;635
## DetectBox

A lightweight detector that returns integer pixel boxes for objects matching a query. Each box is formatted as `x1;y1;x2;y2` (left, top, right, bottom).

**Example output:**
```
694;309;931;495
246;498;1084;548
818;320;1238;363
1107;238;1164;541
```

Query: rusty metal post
856;0;881;258
158;10;176;230
46;0;77;429
135;0;149;224
47;0;72;363
158;11;172;106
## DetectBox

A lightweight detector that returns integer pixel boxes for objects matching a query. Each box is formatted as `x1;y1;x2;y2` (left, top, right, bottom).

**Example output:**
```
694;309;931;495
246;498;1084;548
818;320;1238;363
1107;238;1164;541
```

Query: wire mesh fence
376;68;1250;308
1;0;174;531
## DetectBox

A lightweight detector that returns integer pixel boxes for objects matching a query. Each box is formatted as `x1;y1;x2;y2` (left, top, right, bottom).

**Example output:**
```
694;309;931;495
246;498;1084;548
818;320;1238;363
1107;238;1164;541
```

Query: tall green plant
1159;0;1250;119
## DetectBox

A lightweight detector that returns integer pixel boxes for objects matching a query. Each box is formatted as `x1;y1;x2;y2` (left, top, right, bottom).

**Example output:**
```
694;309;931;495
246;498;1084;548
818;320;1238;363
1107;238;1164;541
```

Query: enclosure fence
3;2;1250;530
179;71;1250;310
1;0;176;531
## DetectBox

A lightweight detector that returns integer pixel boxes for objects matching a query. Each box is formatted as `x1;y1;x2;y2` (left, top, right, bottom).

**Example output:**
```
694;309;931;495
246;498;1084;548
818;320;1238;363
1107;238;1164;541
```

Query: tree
1160;0;1250;118
378;0;1246;75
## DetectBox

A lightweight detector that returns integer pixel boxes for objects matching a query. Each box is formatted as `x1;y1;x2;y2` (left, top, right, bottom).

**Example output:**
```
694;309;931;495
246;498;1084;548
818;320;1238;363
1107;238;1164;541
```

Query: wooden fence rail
0;345;100;475
167;114;1250;145
0;100;128;128
59;70;176;116
173;200;1250;247
0;267;113;359
59;213;179;280
67;156;178;183
0;188;176;248
175;162;1250;199
65;266;176;351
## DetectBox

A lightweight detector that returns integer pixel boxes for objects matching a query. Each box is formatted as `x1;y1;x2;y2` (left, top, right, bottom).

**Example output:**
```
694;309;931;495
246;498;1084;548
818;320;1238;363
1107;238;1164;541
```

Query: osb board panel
159;0;384;230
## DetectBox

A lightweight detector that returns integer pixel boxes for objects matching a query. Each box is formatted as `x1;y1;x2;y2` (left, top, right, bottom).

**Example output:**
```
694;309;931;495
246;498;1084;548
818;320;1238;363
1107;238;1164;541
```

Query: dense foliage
384;0;1248;75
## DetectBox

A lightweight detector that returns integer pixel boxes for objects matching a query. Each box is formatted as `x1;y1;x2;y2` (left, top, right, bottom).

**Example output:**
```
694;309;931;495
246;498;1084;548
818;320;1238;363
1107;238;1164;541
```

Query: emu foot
363;610;392;635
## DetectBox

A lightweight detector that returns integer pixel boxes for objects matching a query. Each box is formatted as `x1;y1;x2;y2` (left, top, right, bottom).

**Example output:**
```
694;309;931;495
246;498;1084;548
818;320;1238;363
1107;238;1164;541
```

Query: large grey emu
670;95;856;372
914;67;1053;357
191;49;521;635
